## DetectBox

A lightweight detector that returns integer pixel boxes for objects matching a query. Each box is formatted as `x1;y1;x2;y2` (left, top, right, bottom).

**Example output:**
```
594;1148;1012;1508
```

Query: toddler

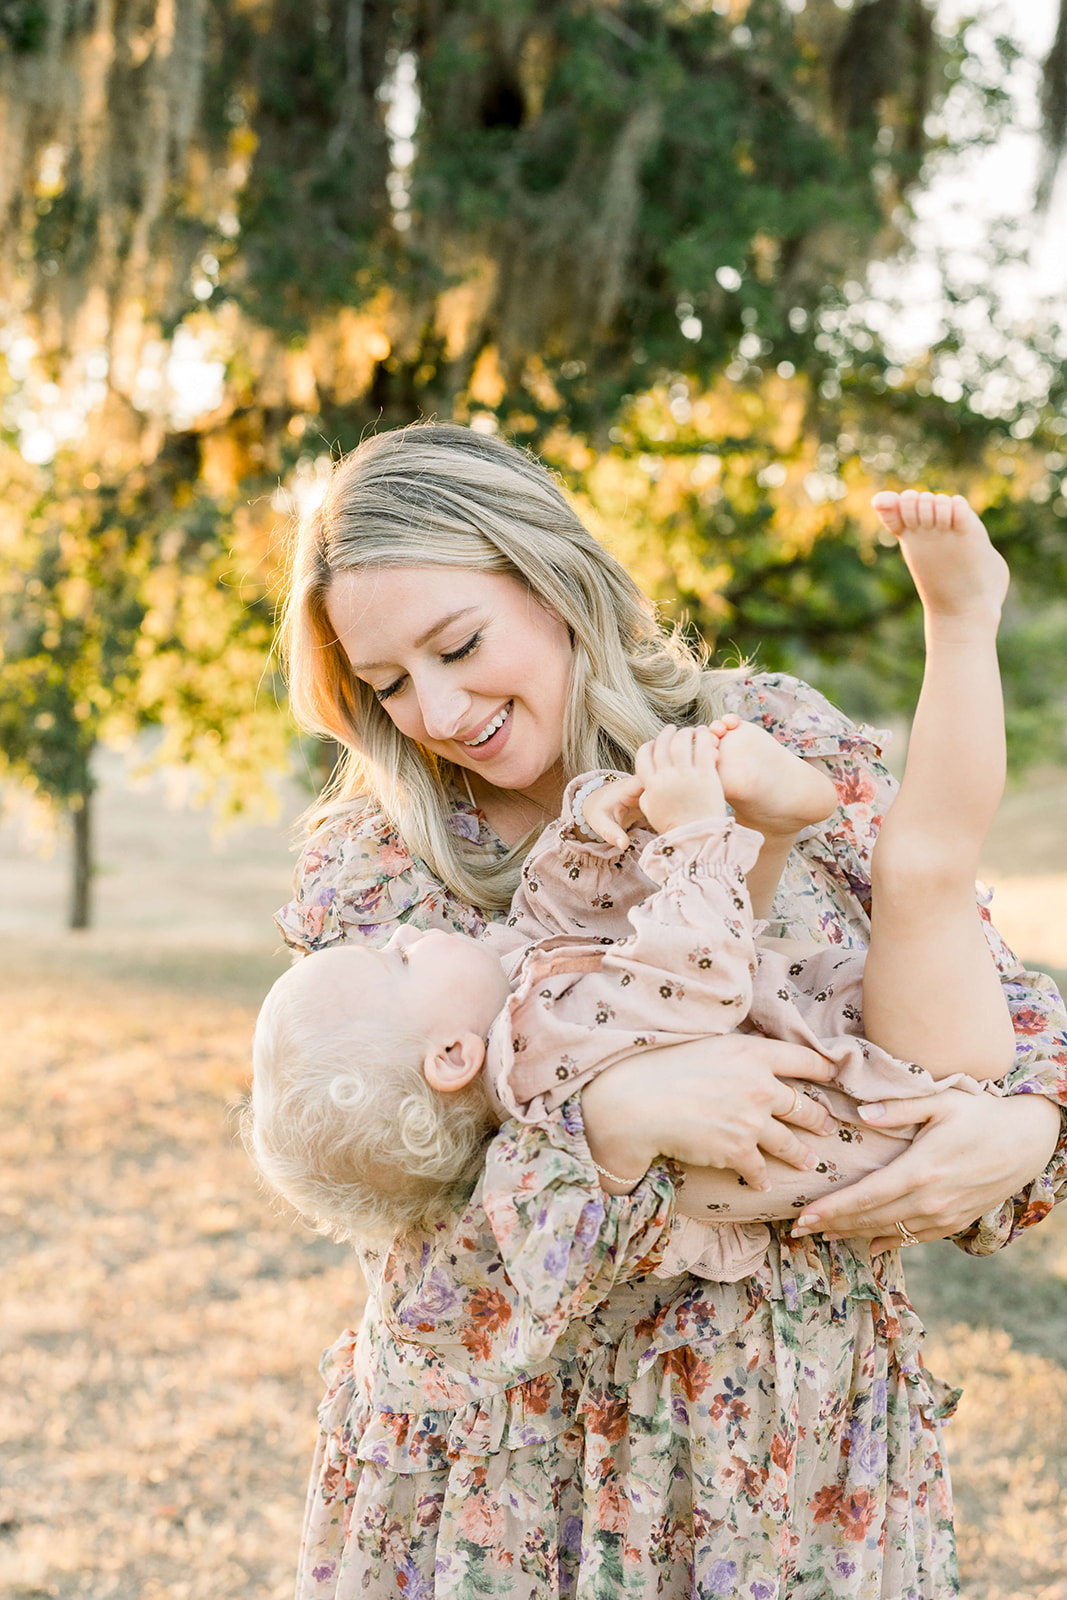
250;491;1015;1273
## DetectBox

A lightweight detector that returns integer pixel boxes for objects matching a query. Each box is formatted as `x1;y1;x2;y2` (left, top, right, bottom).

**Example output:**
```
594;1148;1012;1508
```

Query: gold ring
896;1221;920;1248
783;1085;801;1120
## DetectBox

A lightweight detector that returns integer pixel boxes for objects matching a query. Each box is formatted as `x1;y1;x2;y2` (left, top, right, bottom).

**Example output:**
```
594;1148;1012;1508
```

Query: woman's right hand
581;1034;836;1191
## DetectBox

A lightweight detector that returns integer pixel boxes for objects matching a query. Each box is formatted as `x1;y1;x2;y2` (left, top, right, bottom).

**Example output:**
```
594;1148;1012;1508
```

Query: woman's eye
374;677;404;702
442;632;481;664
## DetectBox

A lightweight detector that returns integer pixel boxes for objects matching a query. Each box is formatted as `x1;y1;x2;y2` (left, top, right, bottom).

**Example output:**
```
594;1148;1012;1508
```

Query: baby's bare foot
710;717;838;838
871;490;1009;634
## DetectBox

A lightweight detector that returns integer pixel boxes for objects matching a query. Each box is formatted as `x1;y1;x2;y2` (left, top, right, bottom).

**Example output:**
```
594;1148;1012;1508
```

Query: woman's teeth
465;703;511;747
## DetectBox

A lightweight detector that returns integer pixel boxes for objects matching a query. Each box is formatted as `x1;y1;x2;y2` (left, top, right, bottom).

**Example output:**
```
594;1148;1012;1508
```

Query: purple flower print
395;1557;433;1599
399;1268;460;1325
703;1558;738;1595
449;808;482;843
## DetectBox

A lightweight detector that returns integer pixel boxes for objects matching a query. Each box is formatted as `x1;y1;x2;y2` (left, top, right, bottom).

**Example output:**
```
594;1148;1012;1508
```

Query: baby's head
249;926;510;1242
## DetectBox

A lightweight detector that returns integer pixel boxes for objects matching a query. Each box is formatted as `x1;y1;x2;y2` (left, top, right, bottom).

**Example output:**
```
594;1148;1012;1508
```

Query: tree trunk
70;789;93;930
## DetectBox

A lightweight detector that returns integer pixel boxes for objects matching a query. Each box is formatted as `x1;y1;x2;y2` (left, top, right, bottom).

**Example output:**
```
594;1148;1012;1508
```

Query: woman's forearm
581;1034;836;1194
790;1087;1062;1248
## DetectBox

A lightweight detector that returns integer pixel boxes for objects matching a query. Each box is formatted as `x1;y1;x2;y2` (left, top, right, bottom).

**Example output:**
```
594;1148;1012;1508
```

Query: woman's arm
788;1087;1062;1253
382;1101;677;1380
581;1033;837;1192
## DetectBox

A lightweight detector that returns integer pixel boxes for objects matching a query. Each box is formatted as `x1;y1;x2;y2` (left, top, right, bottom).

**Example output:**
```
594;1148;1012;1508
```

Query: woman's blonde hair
280;422;740;909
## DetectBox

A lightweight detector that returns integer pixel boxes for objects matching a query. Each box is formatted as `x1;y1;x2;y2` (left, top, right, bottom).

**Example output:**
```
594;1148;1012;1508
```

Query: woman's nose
417;680;472;741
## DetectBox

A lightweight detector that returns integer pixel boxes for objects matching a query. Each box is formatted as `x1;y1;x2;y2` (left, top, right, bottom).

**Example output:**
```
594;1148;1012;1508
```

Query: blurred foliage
0;446;290;821
1;0;1067;921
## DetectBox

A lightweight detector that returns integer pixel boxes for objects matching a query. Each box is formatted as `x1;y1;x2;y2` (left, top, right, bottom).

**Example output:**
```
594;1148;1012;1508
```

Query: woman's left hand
790;1088;1062;1253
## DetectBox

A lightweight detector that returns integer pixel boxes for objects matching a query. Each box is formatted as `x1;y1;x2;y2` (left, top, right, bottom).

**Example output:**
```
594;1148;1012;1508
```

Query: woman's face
326;566;574;801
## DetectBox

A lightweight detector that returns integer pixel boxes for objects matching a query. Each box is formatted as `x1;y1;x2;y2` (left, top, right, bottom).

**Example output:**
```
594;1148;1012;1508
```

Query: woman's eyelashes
441;631;482;665
372;632;483;703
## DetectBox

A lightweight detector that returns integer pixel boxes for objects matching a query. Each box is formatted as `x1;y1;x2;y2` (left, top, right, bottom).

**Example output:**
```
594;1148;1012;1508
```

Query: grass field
1;749;1065;1599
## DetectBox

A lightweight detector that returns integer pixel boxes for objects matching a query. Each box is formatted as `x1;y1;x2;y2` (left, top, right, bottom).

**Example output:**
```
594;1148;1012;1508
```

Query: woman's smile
460;700;512;755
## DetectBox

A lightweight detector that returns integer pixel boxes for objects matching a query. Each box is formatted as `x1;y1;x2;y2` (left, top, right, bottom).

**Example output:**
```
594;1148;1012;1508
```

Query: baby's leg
711;717;838;918
864;490;1015;1078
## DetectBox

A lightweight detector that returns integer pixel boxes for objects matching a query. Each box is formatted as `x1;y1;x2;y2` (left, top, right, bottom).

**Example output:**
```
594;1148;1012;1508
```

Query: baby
250;491;1015;1273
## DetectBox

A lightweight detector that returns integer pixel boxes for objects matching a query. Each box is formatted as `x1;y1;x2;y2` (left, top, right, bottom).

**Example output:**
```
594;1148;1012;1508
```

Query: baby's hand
635;725;727;835
581;775;646;850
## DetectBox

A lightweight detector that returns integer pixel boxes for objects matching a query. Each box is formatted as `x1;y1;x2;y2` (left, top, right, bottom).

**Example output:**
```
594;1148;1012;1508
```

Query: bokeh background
2;1;1066;1595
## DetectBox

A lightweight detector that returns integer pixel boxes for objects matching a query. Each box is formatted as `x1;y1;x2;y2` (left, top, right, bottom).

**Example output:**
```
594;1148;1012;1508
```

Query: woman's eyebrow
352;608;478;671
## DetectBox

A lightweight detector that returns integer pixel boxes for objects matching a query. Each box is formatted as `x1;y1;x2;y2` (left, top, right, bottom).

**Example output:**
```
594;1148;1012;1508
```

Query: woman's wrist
581;1058;658;1191
1001;1091;1062;1176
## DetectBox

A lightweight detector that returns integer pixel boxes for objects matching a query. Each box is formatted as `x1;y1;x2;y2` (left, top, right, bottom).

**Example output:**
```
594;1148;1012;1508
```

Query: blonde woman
275;423;1067;1600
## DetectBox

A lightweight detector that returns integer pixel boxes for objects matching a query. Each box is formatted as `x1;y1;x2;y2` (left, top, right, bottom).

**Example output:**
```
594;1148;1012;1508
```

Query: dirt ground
1;747;1065;1599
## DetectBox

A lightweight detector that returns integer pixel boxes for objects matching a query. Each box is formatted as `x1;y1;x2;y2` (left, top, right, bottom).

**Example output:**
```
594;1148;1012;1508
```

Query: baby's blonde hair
280;422;741;910
247;954;495;1242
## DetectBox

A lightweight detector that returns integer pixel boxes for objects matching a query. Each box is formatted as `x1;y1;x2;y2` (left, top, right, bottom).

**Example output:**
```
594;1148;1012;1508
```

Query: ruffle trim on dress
317;1339;593;1474
609;1229;943;1388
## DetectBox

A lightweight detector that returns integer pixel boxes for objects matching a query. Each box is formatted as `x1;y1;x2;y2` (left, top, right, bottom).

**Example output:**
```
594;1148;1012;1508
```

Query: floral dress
275;674;1067;1600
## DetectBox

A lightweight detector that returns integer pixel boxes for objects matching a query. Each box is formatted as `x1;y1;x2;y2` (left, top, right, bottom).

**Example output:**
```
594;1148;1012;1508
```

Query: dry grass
0;941;362;1600
1;748;1065;1598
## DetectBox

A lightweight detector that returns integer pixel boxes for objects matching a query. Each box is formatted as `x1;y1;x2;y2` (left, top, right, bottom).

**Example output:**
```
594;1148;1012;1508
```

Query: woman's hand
581;1034;836;1192
790;1088;1061;1252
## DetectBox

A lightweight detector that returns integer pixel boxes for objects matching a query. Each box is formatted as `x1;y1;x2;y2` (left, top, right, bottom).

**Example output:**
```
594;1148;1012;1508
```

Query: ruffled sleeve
379;1099;675;1385
274;805;491;953
727;672;1067;1252
952;921;1067;1254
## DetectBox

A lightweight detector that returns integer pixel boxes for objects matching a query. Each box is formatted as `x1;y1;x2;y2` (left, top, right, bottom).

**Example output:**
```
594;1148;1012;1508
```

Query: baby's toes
916;490;938;529
933;493;954;532
871;490;904;535
950;493;986;538
897;488;921;529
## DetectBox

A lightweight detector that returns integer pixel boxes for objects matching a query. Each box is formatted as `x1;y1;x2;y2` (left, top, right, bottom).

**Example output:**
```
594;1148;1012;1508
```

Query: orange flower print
521;1373;554;1416
585;1393;629;1444
596;1481;631;1533
834;766;877;808
459;1286;512;1358
665;1345;712;1402
459;1494;505;1547
378;841;414;875
810;1484;844;1526
837;1487;878;1542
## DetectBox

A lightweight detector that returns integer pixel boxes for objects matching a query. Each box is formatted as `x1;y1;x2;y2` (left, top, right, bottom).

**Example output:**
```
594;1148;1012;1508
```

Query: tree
0;444;289;926
1;0;1065;921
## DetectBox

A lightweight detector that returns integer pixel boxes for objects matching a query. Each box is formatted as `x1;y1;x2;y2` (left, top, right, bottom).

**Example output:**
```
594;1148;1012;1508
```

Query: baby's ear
423;1033;486;1093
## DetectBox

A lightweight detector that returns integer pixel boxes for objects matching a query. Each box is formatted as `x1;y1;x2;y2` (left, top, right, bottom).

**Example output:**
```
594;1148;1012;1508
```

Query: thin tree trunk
70;788;92;930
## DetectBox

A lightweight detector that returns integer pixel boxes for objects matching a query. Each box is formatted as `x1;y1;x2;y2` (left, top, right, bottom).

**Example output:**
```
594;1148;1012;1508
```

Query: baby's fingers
635;730;674;785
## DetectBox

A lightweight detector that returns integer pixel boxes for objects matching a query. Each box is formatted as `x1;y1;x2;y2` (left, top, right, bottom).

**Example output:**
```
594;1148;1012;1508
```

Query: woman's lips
459;701;513;761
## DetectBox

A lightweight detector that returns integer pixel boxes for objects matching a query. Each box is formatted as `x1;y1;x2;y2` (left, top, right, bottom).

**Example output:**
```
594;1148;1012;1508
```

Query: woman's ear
423;1033;486;1093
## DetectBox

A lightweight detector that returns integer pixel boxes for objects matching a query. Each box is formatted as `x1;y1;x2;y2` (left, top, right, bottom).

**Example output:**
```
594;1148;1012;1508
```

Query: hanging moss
0;1;49;54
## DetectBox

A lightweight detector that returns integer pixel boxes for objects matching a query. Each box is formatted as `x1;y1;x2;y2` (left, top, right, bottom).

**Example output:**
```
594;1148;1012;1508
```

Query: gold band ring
896;1221;920;1248
782;1085;801;1121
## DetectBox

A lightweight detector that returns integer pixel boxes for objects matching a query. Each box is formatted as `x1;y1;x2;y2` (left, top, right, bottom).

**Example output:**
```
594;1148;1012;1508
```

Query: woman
276;422;1067;1599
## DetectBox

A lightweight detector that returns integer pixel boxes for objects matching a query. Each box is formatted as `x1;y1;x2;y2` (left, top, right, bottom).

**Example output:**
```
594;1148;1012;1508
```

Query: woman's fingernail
758;1181;772;1192
858;1103;885;1122
804;1152;818;1170
794;1214;816;1232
